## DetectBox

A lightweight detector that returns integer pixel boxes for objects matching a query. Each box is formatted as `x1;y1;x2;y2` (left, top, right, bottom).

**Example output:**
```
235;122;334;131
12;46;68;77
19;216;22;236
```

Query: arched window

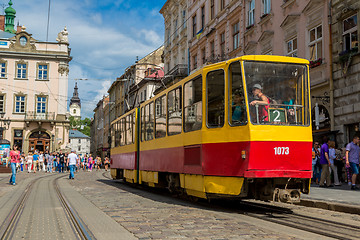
73;109;76;114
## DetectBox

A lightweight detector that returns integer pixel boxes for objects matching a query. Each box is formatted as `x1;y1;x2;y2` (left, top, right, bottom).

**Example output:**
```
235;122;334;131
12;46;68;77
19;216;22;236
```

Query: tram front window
243;61;309;126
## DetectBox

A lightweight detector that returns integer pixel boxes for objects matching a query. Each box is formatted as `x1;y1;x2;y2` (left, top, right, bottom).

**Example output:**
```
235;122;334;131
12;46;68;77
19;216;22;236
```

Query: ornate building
331;0;360;146
0;1;72;153
160;0;188;82
69;82;81;120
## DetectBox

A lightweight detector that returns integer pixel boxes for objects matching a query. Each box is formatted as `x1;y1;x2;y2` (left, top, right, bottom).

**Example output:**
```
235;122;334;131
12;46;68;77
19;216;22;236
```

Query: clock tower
69;82;81;120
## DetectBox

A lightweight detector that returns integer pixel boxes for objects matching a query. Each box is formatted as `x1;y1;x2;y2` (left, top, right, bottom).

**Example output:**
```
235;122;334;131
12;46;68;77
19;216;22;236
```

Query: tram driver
249;84;270;122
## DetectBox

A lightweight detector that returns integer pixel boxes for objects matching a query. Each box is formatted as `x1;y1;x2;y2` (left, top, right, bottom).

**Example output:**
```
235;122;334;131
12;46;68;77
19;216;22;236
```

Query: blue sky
11;0;166;118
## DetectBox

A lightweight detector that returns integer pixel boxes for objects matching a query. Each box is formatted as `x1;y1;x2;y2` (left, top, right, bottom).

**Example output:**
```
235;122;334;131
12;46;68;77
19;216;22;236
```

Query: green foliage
69;116;91;136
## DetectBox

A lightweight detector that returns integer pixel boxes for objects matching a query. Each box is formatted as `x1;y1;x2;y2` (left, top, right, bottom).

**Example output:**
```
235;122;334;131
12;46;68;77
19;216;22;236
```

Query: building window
220;32;225;56
37;64;48;80
202;48;206;64
193;55;197;70
0;95;4;113
210;0;215;20
233;22;240;50
201;6;205;30
36;96;47;113
166;28;170;46
78;139;81;144
248;0;255;26
0;62;6;78
73;109;76;114
192;15;197;38
343;15;358;51
220;0;225;11
287;37;297;57
16;63;27;79
262;0;271;16
182;10;186;29
15;95;25;113
78;146;81;151
309;25;322;61
174;18;178;37
210;41;215;59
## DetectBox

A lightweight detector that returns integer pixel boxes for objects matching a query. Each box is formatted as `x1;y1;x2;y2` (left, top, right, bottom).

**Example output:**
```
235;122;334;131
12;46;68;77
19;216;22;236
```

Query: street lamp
0;113;11;140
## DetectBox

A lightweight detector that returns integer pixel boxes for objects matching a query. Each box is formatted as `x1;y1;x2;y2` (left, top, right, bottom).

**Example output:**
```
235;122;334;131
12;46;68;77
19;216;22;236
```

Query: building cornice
0;51;72;62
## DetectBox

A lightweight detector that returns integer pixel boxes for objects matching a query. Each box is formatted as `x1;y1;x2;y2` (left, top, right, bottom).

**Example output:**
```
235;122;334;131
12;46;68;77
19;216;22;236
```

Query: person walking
26;152;33;173
312;141;321;184
329;141;341;186
47;152;54;173
57;150;65;173
8;145;20;185
33;151;39;173
319;136;333;187
345;135;360;190
38;151;45;172
67;150;79;179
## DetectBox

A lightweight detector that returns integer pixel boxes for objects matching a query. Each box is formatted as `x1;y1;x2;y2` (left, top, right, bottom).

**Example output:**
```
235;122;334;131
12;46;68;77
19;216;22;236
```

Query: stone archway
28;130;50;152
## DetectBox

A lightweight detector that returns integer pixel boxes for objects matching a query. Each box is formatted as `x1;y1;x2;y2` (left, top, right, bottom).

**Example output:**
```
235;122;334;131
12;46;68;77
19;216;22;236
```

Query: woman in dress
26;152;33;173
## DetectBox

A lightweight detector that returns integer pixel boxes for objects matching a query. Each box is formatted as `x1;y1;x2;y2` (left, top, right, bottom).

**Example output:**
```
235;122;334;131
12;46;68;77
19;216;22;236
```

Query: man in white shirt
67;150;79;179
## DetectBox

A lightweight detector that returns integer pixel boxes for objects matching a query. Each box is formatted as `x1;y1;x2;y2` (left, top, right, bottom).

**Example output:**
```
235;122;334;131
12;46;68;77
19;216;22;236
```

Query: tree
69;116;91;136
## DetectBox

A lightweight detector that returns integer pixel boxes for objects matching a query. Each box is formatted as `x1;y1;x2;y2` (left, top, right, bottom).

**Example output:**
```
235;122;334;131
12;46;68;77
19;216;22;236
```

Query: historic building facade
160;0;188;75
0;1;71;153
331;0;360;146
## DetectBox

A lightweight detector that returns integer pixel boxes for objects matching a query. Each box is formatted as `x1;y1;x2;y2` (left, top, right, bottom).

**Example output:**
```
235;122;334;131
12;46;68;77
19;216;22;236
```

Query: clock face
19;36;27;46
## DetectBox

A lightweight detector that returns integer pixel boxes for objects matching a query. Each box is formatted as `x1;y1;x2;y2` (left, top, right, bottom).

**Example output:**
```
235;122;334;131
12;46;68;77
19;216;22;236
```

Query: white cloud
13;0;165;118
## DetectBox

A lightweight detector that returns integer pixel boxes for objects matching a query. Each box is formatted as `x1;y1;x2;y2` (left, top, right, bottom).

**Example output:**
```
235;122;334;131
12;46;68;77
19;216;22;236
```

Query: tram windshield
243;61;310;126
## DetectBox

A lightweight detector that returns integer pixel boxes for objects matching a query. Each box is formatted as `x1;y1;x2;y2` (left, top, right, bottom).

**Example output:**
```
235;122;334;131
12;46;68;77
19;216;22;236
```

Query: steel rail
53;175;95;240
0;175;50;240
237;201;360;240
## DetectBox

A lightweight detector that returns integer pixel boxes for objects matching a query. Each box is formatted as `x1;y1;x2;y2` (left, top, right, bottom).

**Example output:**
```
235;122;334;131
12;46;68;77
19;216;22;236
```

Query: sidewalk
298;183;360;214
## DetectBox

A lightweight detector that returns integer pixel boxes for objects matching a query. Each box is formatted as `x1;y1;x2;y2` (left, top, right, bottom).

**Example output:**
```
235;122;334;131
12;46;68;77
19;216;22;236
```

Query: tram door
28;131;50;152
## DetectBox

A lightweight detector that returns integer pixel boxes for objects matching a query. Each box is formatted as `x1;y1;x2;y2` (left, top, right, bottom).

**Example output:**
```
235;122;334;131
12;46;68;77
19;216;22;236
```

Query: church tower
69;82;81;120
4;0;16;34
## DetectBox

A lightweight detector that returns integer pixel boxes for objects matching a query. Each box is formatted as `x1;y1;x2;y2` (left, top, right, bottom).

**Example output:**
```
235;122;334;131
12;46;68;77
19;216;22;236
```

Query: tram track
0;174;94;240
102;171;360;239
236;201;360;240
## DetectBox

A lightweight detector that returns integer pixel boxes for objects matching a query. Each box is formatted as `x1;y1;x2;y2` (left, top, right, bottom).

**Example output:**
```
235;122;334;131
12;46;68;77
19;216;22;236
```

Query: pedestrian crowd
312;135;360;190
6;144;111;185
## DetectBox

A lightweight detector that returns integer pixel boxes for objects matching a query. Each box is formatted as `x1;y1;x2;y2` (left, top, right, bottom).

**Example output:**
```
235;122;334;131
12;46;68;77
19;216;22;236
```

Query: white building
68;130;90;157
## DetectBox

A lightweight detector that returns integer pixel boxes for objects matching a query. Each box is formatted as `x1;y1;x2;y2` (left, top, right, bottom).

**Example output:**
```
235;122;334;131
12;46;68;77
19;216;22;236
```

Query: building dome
5;1;16;15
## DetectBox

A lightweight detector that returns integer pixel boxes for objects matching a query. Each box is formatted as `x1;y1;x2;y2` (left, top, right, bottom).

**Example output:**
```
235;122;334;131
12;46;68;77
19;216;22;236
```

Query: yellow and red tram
110;55;312;202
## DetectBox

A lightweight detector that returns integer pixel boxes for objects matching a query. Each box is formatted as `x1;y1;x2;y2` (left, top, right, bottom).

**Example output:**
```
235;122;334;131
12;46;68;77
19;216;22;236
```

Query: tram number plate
274;147;289;155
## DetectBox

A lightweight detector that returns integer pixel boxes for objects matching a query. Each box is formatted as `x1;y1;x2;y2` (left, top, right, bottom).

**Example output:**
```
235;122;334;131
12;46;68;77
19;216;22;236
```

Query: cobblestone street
68;171;315;240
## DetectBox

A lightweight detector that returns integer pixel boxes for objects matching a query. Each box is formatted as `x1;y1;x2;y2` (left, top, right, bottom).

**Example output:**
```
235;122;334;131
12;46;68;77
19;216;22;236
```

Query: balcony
25;111;55;125
167;64;188;77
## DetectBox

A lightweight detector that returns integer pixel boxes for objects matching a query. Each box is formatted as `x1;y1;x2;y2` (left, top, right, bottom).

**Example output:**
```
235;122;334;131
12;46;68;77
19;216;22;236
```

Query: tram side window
229;62;247;126
184;76;202;132
120;118;126;146
141;107;145;142
155;95;166;138
111;124;115;148
126;114;133;145
145;102;154;141
115;121;121;147
132;112;136;143
207;69;225;128
168;87;182;136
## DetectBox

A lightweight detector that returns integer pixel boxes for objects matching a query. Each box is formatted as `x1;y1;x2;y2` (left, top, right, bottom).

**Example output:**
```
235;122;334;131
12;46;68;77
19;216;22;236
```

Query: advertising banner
0;144;10;166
